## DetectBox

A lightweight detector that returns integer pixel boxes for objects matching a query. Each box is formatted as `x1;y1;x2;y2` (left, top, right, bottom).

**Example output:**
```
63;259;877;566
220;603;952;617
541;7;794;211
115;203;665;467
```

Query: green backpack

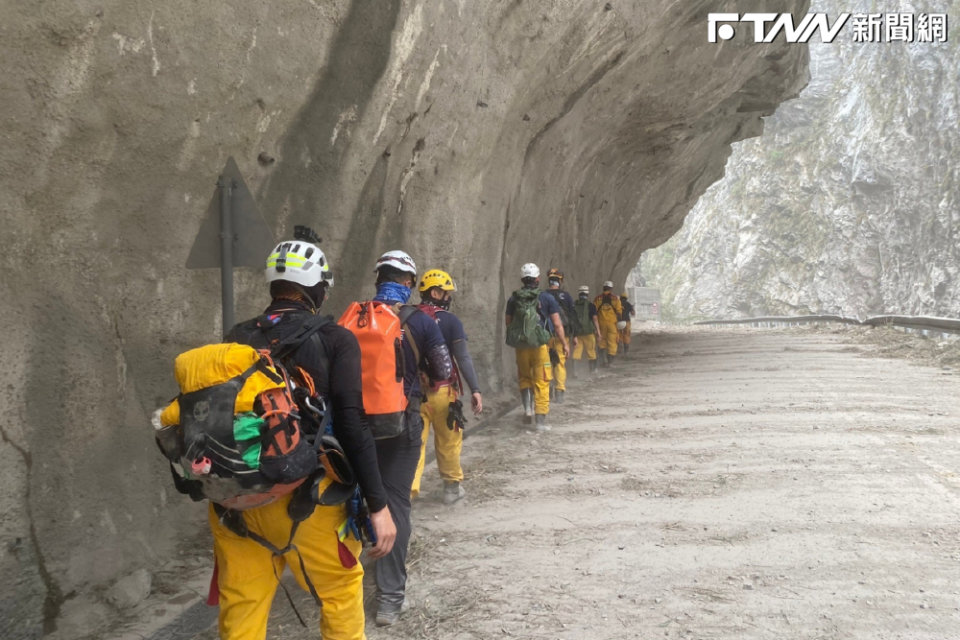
506;288;552;348
573;299;593;336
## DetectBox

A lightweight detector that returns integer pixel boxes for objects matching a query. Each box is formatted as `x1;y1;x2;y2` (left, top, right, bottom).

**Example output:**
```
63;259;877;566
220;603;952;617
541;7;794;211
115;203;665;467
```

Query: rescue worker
572;285;603;373
619;292;636;356
594;281;624;366
410;269;484;505
505;263;567;432
543;268;577;402
215;229;397;640
368;251;452;627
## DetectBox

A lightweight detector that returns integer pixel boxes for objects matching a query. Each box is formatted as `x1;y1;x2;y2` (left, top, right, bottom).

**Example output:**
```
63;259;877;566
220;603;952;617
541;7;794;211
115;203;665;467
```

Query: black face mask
423;292;452;309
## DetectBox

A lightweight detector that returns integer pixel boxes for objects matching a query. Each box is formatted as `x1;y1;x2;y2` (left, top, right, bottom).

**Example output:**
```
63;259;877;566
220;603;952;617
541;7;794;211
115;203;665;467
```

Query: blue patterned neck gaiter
374;281;413;305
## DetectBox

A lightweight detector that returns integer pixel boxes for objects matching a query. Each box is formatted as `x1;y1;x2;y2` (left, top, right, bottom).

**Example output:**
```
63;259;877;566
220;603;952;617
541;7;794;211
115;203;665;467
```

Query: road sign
187;157;275;332
187;157;274;269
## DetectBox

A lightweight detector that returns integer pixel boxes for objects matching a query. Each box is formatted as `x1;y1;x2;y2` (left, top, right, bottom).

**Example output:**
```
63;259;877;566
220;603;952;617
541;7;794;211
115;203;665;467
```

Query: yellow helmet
418;269;457;293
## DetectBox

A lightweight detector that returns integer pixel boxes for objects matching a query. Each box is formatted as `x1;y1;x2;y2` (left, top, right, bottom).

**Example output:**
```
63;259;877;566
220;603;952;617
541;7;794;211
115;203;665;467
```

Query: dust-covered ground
373;326;960;640
169;325;960;639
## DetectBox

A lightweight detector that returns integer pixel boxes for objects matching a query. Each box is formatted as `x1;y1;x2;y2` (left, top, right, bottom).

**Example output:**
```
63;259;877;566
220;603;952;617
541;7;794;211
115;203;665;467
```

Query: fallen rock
107;569;152;610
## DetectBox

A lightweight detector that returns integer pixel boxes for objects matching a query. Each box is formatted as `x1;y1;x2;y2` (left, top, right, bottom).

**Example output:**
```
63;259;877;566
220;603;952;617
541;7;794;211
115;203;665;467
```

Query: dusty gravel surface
194;326;960;639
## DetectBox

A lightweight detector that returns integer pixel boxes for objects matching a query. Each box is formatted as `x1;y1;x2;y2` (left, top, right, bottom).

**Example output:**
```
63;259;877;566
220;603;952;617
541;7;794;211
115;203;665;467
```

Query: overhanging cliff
0;1;809;635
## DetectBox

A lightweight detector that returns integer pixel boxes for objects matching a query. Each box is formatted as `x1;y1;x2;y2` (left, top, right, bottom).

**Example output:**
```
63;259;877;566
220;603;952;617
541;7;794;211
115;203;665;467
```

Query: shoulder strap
262;315;334;403
272;315;332;366
398;305;422;368
398;304;419;325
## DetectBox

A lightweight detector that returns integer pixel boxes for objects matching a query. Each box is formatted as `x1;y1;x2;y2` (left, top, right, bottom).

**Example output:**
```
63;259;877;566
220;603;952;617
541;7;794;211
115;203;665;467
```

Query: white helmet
374;250;417;275
521;263;540;278
266;239;333;287
578;285;590;293
603;280;614;288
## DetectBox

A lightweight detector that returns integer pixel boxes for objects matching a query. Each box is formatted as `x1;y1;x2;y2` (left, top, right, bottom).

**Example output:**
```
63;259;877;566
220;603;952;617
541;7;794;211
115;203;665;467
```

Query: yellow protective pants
548;337;567;392
209;492;365;640
598;320;619;356
411;385;463;498
515;344;552;415
619;322;632;345
573;334;597;361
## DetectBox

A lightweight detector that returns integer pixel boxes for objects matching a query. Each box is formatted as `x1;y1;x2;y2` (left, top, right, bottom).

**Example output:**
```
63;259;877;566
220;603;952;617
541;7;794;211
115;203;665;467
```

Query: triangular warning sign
186;157;276;269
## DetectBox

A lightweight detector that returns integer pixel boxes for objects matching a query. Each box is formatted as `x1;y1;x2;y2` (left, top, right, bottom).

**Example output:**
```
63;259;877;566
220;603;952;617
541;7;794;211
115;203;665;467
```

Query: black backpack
544;289;573;336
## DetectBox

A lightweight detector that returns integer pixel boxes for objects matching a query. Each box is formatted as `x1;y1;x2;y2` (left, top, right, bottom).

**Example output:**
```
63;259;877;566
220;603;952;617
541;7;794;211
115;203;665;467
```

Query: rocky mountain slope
0;1;810;636
645;0;959;320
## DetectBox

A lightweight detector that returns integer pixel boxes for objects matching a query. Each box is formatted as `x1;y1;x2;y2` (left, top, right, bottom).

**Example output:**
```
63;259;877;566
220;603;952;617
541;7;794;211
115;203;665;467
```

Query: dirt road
191;326;960;639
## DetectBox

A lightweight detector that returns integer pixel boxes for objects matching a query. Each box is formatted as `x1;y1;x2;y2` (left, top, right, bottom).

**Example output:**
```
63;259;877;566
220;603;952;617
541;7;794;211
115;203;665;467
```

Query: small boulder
107;569;152;609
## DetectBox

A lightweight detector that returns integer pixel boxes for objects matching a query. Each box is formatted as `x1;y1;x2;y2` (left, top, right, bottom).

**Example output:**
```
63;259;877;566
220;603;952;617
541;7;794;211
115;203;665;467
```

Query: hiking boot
443;481;466;505
376;605;402;627
535;414;551;432
556;390;565;404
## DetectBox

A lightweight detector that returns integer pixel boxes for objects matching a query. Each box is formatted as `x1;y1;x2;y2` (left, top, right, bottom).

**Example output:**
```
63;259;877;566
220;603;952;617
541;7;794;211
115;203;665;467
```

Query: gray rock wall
0;0;809;634
645;0;959;321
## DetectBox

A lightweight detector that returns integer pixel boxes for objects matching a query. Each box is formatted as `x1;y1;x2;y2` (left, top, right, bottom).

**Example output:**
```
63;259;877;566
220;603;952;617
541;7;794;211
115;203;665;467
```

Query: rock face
645;0;959;320
0;1;808;634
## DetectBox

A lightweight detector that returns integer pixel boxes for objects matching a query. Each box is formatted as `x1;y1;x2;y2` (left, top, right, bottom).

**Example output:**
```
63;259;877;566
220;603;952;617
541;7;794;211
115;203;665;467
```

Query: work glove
447;399;467;432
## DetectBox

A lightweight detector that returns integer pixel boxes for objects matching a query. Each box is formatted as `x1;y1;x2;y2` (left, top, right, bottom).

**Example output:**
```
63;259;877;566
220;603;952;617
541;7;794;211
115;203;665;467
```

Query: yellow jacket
594;293;622;323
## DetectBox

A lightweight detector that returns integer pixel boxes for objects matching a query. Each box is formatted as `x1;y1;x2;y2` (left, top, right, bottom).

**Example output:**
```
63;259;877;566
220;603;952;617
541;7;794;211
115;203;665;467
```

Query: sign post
218;175;235;330
187;157;275;335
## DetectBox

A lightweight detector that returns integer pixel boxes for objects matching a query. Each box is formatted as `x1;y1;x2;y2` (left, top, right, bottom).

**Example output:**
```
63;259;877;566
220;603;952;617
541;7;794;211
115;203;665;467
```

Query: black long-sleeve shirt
226;300;387;512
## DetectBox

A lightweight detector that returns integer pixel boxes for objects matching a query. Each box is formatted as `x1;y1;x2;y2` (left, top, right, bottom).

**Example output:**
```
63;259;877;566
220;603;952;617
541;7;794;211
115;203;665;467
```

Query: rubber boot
443;481;466;505
601;351;610;368
608;354;616;366
623;344;629;357
521;388;534;424
589;359;598;373
570;358;577;379
549;384;556;401
556;390;565;404
535;414;550;432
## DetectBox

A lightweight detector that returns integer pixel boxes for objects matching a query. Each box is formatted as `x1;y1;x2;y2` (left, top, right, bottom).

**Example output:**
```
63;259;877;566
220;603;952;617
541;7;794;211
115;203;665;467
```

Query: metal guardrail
695;314;960;337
